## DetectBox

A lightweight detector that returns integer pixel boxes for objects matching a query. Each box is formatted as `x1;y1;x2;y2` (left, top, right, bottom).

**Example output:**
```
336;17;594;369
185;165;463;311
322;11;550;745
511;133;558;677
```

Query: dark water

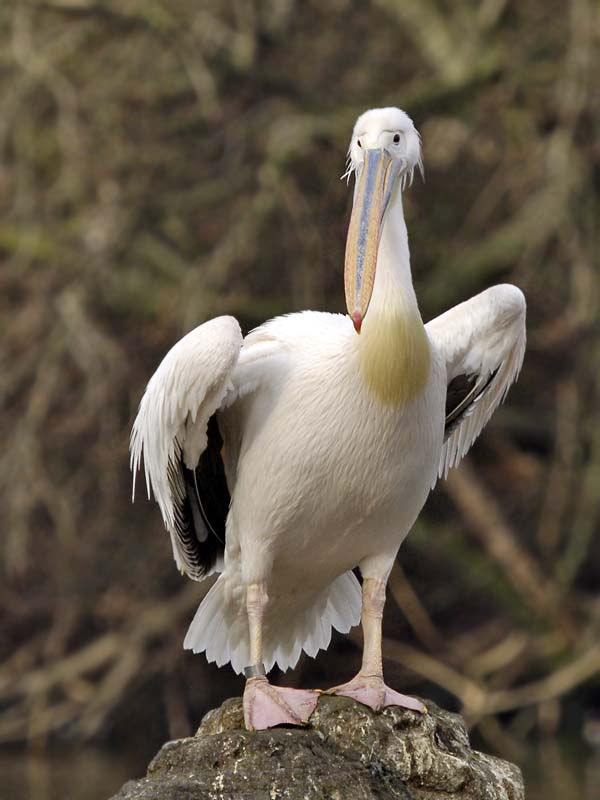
522;741;598;800
0;741;596;800
0;749;143;800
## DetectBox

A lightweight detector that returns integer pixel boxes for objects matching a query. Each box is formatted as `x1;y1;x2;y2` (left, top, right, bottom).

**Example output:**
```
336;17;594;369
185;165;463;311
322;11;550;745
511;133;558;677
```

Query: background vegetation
1;1;598;798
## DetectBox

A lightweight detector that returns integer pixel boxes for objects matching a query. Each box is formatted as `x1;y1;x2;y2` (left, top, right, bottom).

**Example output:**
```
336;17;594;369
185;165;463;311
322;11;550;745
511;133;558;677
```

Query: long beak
344;149;403;333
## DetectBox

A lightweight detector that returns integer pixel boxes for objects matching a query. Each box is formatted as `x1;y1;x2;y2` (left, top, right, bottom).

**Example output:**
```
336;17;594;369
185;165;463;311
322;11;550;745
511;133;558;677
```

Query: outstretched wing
427;284;526;481
130;316;243;580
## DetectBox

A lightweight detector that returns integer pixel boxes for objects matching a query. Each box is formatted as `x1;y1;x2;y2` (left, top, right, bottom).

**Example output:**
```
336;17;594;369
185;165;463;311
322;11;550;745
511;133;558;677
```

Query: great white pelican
131;107;526;731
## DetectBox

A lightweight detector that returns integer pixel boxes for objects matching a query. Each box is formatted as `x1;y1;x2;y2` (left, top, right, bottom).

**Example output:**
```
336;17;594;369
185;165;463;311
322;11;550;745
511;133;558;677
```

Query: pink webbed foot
327;673;426;713
243;676;319;731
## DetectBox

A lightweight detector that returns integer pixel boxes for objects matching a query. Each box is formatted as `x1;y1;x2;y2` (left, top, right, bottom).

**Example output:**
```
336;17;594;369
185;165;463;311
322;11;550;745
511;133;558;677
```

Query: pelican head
344;107;422;333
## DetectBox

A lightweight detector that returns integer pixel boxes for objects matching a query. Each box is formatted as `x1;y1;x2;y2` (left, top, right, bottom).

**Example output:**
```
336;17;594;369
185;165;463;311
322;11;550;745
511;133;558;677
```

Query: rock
110;695;524;800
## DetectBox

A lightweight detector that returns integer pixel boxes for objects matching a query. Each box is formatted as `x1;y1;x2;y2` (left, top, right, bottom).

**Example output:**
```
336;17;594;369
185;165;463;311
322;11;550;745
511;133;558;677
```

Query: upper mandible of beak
344;148;402;333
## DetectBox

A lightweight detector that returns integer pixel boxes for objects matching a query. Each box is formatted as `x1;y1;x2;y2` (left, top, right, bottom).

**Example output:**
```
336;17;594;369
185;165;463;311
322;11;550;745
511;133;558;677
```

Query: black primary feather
444;371;497;440
168;414;230;580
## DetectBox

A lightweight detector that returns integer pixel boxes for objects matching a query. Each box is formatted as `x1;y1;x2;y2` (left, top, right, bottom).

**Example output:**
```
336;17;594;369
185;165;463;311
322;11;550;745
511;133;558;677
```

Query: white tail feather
184;571;362;674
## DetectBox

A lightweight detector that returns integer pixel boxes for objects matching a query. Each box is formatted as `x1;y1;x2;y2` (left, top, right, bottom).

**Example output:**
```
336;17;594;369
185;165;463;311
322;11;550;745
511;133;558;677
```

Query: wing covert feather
427;284;526;481
130;316;242;578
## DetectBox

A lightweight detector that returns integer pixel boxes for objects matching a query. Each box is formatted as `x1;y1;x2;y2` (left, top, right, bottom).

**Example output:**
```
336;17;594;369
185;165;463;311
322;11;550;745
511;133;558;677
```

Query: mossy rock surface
110;696;524;800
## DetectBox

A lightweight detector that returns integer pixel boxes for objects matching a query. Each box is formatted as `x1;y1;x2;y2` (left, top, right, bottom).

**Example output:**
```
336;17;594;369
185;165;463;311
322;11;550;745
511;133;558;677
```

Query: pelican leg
328;578;426;713
242;583;318;731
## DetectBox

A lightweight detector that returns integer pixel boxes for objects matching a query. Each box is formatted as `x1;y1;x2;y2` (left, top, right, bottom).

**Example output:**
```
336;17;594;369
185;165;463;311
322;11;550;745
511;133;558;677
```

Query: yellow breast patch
358;311;431;406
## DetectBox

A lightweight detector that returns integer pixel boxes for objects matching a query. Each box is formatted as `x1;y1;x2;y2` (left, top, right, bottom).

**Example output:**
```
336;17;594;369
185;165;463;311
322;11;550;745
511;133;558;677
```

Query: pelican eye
393;133;401;143
357;139;362;148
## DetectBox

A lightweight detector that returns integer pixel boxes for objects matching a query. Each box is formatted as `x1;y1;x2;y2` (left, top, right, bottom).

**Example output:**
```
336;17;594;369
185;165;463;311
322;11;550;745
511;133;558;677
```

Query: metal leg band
244;663;267;679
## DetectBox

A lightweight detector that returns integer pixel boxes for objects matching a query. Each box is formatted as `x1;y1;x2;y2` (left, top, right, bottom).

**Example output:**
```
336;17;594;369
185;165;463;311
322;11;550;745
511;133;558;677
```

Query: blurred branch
442;462;568;629
481;641;600;716
375;0;491;86
388;563;445;652
0;583;207;743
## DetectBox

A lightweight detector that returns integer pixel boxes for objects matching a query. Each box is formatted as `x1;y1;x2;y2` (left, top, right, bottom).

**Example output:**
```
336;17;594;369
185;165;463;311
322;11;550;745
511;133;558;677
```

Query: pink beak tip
352;311;362;334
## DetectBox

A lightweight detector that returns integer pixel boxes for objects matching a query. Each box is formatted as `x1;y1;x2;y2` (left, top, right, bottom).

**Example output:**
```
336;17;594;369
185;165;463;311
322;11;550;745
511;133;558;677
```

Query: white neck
357;187;431;406
365;190;420;325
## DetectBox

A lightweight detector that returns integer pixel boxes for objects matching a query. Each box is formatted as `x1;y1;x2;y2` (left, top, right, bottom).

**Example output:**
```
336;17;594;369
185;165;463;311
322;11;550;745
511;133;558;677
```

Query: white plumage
131;316;242;576
131;107;525;729
430;285;527;478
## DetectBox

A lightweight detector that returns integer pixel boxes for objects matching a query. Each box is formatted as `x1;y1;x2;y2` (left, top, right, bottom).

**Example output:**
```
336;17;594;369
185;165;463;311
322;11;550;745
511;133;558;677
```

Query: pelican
130;107;526;731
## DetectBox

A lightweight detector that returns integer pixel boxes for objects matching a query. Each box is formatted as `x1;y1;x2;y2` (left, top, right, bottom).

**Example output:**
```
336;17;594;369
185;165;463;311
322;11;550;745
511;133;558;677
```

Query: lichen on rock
110;695;524;800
